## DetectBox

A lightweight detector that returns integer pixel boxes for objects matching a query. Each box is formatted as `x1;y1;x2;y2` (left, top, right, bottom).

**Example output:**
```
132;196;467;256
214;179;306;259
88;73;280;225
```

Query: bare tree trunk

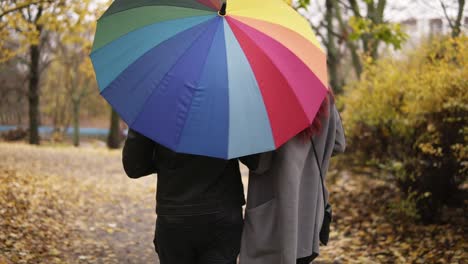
368;0;386;60
453;0;465;38
16;94;23;125
107;108;120;149
334;0;363;78
325;0;342;93
27;6;44;145
72;99;80;147
28;44;41;145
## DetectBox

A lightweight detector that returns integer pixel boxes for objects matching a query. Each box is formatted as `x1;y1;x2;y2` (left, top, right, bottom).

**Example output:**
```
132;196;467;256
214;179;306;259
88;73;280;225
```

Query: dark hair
299;89;334;140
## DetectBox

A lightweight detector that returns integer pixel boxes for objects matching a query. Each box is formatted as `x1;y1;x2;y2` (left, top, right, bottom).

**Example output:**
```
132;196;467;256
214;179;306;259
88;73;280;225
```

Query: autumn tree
0;0;97;144
48;43;95;146
58;1;96;146
41;59;71;137
332;0;407;78
0;60;27;125
1;1;55;144
293;0;406;90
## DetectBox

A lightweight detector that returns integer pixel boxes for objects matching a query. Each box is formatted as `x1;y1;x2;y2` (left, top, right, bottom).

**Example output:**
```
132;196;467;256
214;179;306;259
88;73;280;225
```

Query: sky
386;0;466;22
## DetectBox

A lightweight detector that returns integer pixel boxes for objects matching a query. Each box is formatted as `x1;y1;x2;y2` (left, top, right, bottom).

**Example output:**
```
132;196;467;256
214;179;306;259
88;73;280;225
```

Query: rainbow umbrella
90;0;328;159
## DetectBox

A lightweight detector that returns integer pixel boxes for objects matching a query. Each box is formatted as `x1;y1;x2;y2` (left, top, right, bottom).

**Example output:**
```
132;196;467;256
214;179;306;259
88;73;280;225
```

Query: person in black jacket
122;129;258;264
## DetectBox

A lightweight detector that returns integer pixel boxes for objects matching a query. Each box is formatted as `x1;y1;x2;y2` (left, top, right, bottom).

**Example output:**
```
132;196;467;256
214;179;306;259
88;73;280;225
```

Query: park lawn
0;142;466;264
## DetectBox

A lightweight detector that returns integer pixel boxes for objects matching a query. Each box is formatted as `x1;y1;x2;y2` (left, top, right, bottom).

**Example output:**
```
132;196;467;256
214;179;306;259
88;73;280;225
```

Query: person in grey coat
239;91;346;264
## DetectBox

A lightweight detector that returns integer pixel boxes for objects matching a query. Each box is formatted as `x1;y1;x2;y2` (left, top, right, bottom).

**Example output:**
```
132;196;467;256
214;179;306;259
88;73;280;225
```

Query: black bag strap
311;140;327;207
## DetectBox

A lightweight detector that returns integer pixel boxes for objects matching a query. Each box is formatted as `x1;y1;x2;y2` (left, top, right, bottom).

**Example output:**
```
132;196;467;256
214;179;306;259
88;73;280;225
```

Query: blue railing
0;125;110;136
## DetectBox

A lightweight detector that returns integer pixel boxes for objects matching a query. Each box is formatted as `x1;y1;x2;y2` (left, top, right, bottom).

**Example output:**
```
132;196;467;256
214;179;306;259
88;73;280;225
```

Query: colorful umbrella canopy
90;0;328;159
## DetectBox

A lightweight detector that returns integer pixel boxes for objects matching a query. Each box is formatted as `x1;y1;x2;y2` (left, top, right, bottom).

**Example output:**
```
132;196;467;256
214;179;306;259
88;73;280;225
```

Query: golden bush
340;36;467;222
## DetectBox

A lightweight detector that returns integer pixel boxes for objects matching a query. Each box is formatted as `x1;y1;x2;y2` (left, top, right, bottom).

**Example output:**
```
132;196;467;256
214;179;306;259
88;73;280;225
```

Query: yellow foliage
1;0;109;124
342;36;468;142
0;0;106;62
340;36;467;220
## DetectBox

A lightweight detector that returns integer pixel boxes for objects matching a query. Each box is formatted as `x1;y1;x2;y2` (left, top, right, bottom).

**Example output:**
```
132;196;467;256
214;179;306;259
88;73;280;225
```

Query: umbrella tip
218;2;227;16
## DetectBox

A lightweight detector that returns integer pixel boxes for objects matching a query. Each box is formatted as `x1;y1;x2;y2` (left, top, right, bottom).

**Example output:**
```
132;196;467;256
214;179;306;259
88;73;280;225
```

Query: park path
2;142;466;264
0;142;249;264
0;142;160;263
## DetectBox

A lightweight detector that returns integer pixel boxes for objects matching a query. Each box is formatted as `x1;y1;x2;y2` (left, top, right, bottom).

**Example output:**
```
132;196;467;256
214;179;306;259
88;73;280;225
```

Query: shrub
339;36;467;222
1;128;28;141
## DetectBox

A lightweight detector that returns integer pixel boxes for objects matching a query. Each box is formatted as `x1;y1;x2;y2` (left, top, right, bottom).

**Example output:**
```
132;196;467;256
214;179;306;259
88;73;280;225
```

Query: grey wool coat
239;98;346;264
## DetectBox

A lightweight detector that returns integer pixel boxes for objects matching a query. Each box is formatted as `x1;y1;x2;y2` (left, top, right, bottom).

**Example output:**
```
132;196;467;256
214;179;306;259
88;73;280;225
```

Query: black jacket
122;129;259;216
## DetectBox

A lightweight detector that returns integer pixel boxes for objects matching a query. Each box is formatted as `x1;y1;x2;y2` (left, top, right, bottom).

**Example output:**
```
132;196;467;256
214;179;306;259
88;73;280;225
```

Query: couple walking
122;90;345;264
92;2;344;263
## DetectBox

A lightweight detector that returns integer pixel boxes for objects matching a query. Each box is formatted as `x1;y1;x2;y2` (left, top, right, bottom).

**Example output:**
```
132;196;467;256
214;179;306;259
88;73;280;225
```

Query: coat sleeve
122;129;157;179
239;151;275;174
251;151;275;174
239;154;261;171
332;106;346;155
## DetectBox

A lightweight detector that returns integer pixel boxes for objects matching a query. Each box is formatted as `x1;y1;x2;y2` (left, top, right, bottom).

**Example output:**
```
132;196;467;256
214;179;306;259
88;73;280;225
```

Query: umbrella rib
227;17;312;132
101;3;215;19
197;0;221;10
173;22;222;153
92;16;216;95
128;18;218;136
223;22;276;158
229;15;328;87
230;16;328;125
92;13;214;54
227;1;319;48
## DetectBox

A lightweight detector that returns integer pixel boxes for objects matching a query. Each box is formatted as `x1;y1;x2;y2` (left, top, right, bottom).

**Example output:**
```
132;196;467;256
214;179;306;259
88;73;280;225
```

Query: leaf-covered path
0;142;159;264
0;142;466;264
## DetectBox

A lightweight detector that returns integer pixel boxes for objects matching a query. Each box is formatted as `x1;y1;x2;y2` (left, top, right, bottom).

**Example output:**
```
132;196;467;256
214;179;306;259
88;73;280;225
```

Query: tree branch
334;0;363;78
377;0;386;23
337;0;352;11
0;0;53;19
440;0;455;29
310;22;328;45
348;0;362;17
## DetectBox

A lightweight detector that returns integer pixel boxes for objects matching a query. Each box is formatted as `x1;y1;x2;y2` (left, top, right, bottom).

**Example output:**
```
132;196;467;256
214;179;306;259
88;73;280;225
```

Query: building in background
400;14;466;49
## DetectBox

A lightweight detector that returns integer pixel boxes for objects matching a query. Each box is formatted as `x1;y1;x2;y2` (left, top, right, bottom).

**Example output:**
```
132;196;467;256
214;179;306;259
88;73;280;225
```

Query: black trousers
154;207;243;264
